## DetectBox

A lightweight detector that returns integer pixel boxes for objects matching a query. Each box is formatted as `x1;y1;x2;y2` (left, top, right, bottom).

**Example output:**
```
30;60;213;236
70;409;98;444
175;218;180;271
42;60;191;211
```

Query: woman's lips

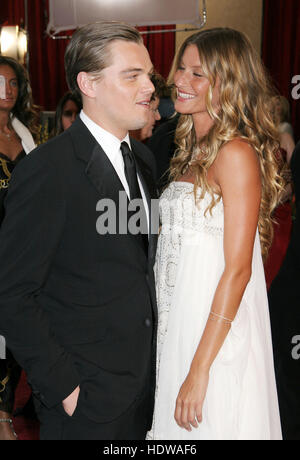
176;90;196;101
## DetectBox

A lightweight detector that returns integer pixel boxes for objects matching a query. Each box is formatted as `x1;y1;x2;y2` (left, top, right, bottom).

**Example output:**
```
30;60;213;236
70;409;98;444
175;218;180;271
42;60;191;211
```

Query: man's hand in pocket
62;386;80;416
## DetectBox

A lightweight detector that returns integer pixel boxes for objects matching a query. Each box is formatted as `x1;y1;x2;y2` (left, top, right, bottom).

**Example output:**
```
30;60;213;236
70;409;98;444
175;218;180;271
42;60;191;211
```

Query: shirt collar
79;110;131;159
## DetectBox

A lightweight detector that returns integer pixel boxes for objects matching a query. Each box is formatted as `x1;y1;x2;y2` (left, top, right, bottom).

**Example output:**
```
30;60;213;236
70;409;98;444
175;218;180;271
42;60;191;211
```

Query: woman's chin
174;101;192;115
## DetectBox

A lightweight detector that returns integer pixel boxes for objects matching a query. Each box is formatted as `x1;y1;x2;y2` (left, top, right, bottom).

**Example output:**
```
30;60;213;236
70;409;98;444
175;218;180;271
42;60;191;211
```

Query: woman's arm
174;139;261;431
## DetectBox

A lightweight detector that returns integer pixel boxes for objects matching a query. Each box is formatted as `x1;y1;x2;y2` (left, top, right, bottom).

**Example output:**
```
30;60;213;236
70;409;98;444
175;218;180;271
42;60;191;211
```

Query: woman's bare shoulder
214;138;260;186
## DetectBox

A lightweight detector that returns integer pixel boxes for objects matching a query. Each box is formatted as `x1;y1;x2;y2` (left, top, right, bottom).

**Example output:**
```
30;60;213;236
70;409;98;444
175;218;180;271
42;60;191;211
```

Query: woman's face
61;99;80;131
0;64;18;113
173;44;219;116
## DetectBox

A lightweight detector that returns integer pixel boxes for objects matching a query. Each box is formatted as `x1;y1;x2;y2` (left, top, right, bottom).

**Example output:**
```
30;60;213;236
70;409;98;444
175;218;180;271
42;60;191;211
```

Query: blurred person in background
268;141;300;440
52;91;82;137
273;95;295;164
130;72;164;142
0;56;36;440
264;95;295;289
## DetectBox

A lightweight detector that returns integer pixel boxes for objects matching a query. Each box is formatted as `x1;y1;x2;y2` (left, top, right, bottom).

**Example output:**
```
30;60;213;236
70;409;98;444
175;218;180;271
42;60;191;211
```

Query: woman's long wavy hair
0;56;38;134
168;28;284;260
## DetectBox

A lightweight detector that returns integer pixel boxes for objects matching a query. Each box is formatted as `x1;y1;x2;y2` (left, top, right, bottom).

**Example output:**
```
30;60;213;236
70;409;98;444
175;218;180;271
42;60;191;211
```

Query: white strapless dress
148;182;282;440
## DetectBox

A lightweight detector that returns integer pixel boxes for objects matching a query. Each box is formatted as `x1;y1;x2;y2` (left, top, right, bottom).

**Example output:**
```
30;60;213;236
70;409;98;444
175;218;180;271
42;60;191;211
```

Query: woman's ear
77;72;95;98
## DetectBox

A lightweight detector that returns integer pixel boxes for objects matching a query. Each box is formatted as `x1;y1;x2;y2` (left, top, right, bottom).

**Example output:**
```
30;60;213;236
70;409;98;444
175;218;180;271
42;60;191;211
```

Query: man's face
85;40;154;139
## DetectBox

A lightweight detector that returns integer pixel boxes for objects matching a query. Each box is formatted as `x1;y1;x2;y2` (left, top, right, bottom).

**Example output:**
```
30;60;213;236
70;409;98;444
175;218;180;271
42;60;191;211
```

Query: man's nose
143;77;155;95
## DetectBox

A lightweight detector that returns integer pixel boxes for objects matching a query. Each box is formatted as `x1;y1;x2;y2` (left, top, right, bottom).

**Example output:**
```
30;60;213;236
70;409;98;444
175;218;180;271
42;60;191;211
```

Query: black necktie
121;141;142;201
120;141;148;252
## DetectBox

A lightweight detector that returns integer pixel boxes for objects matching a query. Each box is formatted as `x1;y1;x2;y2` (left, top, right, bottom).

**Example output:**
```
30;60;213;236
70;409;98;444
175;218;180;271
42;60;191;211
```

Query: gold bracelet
209;311;233;324
208;316;231;326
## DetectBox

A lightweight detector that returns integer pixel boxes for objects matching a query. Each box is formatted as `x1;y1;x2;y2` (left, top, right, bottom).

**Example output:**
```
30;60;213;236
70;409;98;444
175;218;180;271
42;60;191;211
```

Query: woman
268;141;300;440
0;56;36;440
51;91;82;137
148;28;283;440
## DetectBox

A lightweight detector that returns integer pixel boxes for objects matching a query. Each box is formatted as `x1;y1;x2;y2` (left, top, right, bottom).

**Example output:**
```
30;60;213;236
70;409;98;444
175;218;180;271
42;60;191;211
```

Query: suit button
144;318;151;328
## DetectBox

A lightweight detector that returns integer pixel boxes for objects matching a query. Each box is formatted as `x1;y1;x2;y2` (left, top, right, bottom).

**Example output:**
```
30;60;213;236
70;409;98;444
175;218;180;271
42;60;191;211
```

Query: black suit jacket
0;117;158;424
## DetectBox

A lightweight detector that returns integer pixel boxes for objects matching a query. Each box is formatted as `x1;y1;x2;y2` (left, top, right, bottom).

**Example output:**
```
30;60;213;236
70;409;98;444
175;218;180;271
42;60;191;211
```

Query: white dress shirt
80;110;149;235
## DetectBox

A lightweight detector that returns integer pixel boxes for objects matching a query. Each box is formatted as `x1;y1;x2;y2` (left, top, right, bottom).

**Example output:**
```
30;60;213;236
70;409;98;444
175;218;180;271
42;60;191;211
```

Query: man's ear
77;72;96;98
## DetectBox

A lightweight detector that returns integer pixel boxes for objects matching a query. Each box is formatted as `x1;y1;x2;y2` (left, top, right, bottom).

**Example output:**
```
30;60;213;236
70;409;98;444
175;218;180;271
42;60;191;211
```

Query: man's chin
129;121;148;132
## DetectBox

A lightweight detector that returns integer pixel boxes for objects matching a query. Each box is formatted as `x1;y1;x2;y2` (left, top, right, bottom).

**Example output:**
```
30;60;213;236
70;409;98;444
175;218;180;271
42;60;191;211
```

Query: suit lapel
69;118;157;262
69;117;126;201
85;143;125;202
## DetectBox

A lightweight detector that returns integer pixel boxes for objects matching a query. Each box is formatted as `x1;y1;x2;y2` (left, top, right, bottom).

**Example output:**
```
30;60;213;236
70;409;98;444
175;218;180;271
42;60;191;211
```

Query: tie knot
120;141;132;158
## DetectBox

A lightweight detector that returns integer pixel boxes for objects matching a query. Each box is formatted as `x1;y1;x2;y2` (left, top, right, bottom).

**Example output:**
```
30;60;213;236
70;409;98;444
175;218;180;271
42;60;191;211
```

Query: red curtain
0;0;175;111
138;25;175;79
262;0;300;142
1;0;25;23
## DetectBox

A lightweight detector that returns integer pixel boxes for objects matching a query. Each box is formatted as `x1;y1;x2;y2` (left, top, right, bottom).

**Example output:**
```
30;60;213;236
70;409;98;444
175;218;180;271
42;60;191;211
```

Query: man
0;22;158;440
